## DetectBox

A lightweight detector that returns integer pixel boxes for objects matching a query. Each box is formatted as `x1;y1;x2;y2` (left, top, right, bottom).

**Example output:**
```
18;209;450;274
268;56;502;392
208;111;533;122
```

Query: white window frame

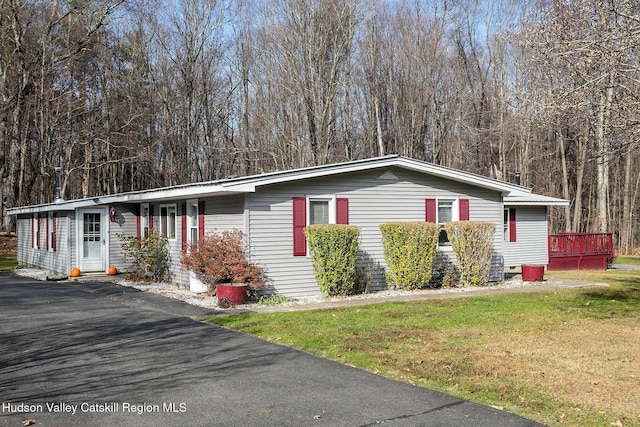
47;212;55;252
32;214;39;249
140;203;150;237
436;198;460;248
304;196;336;257
186;199;199;245
159;204;177;240
504;208;510;242
307;196;336;226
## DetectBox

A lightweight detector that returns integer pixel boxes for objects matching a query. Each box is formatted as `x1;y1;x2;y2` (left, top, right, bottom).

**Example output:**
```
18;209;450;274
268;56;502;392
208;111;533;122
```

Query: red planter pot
216;283;248;305
522;265;545;282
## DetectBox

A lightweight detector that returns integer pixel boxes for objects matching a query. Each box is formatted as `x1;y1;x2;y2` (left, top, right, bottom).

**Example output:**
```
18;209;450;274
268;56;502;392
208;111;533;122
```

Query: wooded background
1;0;639;253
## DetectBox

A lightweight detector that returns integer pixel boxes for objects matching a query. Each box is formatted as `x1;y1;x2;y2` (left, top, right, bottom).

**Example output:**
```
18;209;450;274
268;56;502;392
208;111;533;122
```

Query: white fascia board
6;185;252;215
7;202;77;215
120;184;251;202
505;199;570;206
504;194;569;206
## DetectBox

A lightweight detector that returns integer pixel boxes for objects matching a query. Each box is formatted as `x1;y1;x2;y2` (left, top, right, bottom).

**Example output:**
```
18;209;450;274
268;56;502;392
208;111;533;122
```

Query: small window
32;214;40;249
160;204;177;239
308;197;335;225
505;208;516;242
187;199;199;244
309;200;329;225
140;203;150;237
504;209;510;241
437;199;455;246
47;213;56;252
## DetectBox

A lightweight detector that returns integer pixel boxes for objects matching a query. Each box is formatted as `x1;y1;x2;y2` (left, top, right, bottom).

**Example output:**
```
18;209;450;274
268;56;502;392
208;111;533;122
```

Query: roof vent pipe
54;166;64;203
515;172;521;186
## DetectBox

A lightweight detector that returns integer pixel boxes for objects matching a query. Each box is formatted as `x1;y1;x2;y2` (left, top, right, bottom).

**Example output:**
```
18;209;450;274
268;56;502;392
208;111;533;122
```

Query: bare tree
521;0;640;236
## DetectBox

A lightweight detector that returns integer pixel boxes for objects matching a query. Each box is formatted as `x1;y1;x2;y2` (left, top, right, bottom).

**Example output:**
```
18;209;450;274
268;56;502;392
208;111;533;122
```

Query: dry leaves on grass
478;317;640;421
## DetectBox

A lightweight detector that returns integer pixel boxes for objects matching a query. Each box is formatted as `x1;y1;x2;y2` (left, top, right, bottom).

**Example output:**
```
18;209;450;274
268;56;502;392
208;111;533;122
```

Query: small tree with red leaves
181;230;265;291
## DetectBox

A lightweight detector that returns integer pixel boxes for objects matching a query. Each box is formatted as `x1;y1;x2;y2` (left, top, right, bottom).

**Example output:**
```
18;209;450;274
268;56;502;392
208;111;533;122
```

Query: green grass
614;255;640;265
0;254;17;271
208;270;640;427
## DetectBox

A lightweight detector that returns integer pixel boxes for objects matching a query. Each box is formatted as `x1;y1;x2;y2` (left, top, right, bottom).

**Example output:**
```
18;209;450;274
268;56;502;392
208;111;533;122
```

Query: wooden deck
548;232;613;271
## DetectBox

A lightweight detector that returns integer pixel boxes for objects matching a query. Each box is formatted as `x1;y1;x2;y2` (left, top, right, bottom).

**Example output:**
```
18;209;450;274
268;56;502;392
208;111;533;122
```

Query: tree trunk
572;137;587;232
374;96;384;156
595;86;612;232
557;129;572;232
621;148;633;254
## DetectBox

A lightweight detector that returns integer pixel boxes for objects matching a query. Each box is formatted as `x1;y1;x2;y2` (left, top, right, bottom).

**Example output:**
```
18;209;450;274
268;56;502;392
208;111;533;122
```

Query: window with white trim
437;199;457;246
186;199;199;244
504;208;516;242
308;197;335;225
140;203;150;237
47;212;56;252
504;209;510;241
32;214;39;249
159;204;177;239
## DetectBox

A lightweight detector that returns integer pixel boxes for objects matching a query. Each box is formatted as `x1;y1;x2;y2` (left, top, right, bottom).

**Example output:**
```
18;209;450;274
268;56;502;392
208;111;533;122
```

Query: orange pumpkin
70;268;81;277
108;266;118;276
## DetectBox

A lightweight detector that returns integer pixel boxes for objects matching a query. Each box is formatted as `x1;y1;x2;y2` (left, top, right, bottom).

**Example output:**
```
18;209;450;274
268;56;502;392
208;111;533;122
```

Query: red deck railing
548;232;613;270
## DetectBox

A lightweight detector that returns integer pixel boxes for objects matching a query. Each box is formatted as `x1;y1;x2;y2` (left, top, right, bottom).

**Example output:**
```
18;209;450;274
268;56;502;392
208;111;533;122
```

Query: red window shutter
181;203;187;253
52;214;57;252
136;210;141;238
198;201;205;240
149;205;154;230
31;217;35;249
293;197;307;256
509;208;517;242
459;199;469;221
336;198;349;224
425;199;436;223
45;214;49;250
36;215;41;249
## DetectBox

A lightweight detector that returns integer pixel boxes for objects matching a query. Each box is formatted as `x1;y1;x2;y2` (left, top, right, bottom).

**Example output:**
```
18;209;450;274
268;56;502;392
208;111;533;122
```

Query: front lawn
614;255;640;265
208;270;640;427
0;254;17;271
0;234;17;271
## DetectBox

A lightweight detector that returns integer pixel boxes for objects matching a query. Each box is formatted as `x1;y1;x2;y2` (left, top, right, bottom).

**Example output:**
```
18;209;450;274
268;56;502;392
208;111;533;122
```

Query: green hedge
379;222;439;289
304;224;361;296
445;221;495;286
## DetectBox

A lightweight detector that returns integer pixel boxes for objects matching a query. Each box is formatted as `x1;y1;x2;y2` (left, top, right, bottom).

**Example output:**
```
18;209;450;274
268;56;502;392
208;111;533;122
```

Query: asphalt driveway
0;273;545;426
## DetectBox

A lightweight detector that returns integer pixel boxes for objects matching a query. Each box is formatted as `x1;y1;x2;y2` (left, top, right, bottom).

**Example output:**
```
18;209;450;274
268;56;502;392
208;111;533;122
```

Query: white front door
78;208;107;272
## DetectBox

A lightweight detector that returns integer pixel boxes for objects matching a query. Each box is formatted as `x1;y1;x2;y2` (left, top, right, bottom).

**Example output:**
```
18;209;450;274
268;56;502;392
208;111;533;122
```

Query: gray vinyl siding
503;206;549;267
68;211;76;272
108;204;139;273
203;195;245;232
174;195;246;286
248;167;505;297
15;212;72;275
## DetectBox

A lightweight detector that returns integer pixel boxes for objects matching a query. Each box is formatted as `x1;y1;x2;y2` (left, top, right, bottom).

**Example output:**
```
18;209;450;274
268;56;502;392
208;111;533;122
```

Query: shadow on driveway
0;273;545;426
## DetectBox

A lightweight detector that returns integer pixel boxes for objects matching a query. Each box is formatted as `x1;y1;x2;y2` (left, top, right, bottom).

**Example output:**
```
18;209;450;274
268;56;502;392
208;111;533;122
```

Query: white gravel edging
13;267;605;312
